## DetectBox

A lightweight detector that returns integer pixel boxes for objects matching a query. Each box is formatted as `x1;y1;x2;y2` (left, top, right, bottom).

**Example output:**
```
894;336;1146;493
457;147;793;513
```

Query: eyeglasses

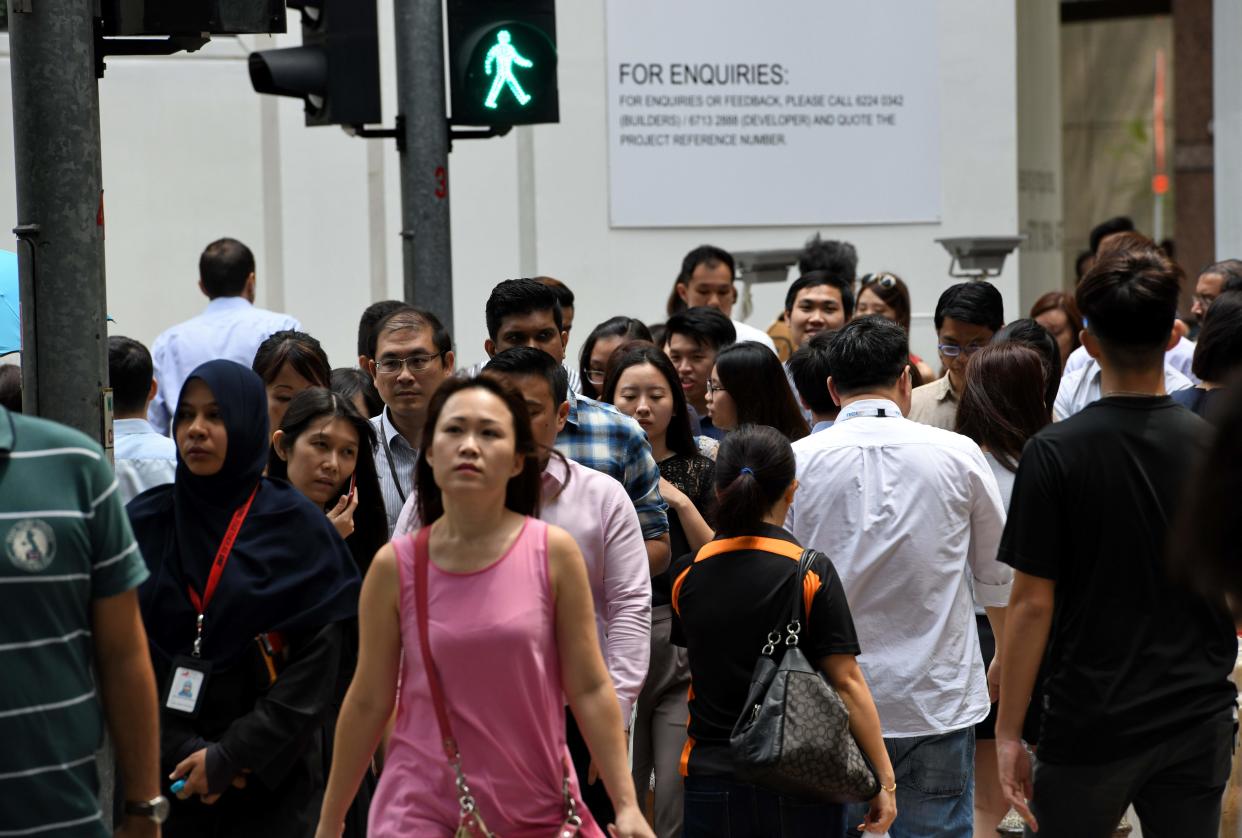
376;353;443;375
706;379;727;394
937;343;984;358
861;273;898;290
587;368;606;385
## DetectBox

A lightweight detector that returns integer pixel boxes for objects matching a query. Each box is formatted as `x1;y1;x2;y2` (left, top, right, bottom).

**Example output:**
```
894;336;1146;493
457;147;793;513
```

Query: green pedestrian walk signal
448;1;559;126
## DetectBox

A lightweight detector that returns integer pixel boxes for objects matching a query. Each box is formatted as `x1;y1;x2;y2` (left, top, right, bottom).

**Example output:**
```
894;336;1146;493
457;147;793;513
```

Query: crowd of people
1;220;1240;838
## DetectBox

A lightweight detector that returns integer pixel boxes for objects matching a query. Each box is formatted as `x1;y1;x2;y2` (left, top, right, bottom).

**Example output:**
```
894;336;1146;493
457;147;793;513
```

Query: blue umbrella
0;251;19;355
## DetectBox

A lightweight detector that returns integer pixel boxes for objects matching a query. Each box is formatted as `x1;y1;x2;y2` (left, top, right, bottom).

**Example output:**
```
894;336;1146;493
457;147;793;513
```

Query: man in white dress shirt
109;336;176;504
671;245;777;352
785;316;1010;838
147;238;300;434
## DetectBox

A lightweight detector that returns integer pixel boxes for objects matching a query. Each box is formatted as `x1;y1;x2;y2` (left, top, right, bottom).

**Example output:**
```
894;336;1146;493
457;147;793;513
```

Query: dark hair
1074;250;1094;281
714;342;809;441
601;342;697;457
486;278;563;340
786;330;837;416
993;318;1062;416
252;330;331;388
784;271;855;320
0;366;20;413
825;317;909;397
714;425;796;535
536;277;575;310
797;234;858;284
856;272;914;332
664;306;736;352
330;367;384;418
484;345;569;406
357;300;405;359
934;282;1005;333
199;237;255;298
1201;259;1242;291
415;376;543;524
578;317;654;399
1089;216;1136;254
1029;291;1084;354
268;387;386;575
648;323;667;348
373;305;453;359
108;335;154;416
1192;289;1242;383
668;245;735;316
1077;243;1181;366
955;344;1051;472
1173;379;1242;613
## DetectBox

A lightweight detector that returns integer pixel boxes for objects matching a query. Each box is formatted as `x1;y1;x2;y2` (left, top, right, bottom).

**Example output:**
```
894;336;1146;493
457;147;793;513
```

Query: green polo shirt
0;407;148;837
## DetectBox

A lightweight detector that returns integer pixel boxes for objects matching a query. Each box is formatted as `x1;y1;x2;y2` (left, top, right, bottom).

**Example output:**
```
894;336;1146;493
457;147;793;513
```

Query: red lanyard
187;485;257;656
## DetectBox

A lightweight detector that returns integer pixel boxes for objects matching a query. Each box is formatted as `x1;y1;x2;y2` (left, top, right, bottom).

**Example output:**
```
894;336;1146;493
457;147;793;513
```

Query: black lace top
655;452;716;606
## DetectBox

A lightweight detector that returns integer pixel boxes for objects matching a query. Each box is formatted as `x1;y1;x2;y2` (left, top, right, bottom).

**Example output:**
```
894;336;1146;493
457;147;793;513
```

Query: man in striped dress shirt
0;405;161;836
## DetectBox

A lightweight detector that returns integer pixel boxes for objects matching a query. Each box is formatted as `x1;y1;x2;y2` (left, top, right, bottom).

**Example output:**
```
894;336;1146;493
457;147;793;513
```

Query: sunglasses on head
860;273;898;290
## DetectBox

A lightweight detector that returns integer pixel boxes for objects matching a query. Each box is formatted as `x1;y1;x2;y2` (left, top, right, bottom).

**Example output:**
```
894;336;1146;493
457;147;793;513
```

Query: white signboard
605;1;942;228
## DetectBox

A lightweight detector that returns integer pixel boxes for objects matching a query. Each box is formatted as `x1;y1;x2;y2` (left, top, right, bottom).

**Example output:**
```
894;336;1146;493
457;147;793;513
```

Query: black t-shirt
999;396;1236;765
670;524;861;777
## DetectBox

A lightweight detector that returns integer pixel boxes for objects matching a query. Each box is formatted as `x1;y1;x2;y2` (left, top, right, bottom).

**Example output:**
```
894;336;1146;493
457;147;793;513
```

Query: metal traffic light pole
392;0;454;329
8;0;110;442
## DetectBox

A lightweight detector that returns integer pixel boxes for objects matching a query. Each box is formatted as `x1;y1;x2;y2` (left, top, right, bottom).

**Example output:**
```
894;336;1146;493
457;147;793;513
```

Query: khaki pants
631;605;691;838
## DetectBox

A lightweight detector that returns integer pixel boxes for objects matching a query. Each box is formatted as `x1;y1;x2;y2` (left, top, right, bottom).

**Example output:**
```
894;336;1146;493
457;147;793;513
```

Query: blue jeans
683;774;846;838
845;727;974;838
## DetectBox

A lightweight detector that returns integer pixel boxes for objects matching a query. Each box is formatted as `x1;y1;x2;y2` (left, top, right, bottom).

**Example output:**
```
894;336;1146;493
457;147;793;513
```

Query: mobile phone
347;472;357;501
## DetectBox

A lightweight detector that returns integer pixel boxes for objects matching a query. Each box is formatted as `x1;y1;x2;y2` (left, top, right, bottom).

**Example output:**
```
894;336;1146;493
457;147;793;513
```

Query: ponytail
714;425;796;535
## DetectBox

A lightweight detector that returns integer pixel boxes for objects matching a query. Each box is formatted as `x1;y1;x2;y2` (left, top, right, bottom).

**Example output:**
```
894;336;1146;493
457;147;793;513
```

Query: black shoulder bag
729;549;881;803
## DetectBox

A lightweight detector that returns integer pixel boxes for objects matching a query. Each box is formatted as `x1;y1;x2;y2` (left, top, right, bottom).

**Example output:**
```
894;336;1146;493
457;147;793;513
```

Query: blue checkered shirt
555;391;669;541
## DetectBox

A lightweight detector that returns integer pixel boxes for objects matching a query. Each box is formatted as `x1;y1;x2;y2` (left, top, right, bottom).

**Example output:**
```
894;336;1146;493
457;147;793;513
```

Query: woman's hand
658;477;687;511
327;491;359;539
857;787;896;834
608;803;656;838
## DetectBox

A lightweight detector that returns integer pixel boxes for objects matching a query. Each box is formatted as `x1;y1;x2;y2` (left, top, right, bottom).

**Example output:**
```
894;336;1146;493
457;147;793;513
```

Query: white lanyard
836;406;898;423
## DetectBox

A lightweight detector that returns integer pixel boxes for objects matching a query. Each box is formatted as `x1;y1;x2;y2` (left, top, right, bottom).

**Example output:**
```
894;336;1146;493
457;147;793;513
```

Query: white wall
0;0;1020;374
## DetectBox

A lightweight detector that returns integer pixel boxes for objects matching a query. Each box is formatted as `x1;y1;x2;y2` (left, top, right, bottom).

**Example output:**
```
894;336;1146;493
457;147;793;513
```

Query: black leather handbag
729;549;880;803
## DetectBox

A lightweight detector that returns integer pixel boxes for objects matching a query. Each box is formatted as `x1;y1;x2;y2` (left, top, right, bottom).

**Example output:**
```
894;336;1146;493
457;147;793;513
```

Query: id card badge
164;655;212;718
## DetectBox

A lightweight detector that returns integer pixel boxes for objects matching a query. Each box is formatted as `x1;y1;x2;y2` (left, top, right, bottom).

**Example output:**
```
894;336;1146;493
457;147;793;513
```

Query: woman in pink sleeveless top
315;375;653;838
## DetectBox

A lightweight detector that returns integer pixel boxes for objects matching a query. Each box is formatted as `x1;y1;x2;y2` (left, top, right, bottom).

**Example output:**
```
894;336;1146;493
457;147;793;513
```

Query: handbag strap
413;526;459;762
762;548;817;656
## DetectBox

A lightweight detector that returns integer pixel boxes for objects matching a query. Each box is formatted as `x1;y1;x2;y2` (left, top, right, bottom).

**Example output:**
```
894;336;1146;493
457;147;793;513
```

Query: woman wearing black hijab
128;360;361;837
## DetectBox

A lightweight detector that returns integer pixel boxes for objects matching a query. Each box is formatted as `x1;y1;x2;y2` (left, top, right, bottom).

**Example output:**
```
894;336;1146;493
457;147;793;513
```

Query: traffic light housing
447;0;559;126
249;0;382;127
100;0;286;35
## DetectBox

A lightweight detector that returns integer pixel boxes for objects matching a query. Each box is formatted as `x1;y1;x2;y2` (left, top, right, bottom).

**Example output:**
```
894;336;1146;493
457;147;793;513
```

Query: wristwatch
123;796;170;824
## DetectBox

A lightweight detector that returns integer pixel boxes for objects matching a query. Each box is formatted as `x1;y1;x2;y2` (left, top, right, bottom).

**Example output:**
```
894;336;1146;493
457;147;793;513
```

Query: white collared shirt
147;296;301;434
113;417;177;504
785;398;1011;737
732;319;778;353
1063;337;1199;383
1053;360;1194;421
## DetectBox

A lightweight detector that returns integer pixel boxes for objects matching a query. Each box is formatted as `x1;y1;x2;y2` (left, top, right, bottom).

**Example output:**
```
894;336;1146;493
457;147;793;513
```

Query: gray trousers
1028;711;1235;838
631;605;691;838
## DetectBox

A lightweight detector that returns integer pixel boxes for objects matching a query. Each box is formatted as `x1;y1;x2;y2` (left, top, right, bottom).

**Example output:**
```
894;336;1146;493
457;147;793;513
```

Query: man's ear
676;283;690;305
555;400;570;434
827;376;842;407
442;350;456;373
367;358;379;383
198;278;208;298
1081;330;1100;360
147;378;158;406
244;273;257;302
1165;326;1181;351
484;339;497;359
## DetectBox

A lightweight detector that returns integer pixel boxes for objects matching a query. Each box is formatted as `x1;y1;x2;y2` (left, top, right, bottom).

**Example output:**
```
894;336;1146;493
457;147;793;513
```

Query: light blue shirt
811;419;835;433
147;297;301;435
113;417;177;504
